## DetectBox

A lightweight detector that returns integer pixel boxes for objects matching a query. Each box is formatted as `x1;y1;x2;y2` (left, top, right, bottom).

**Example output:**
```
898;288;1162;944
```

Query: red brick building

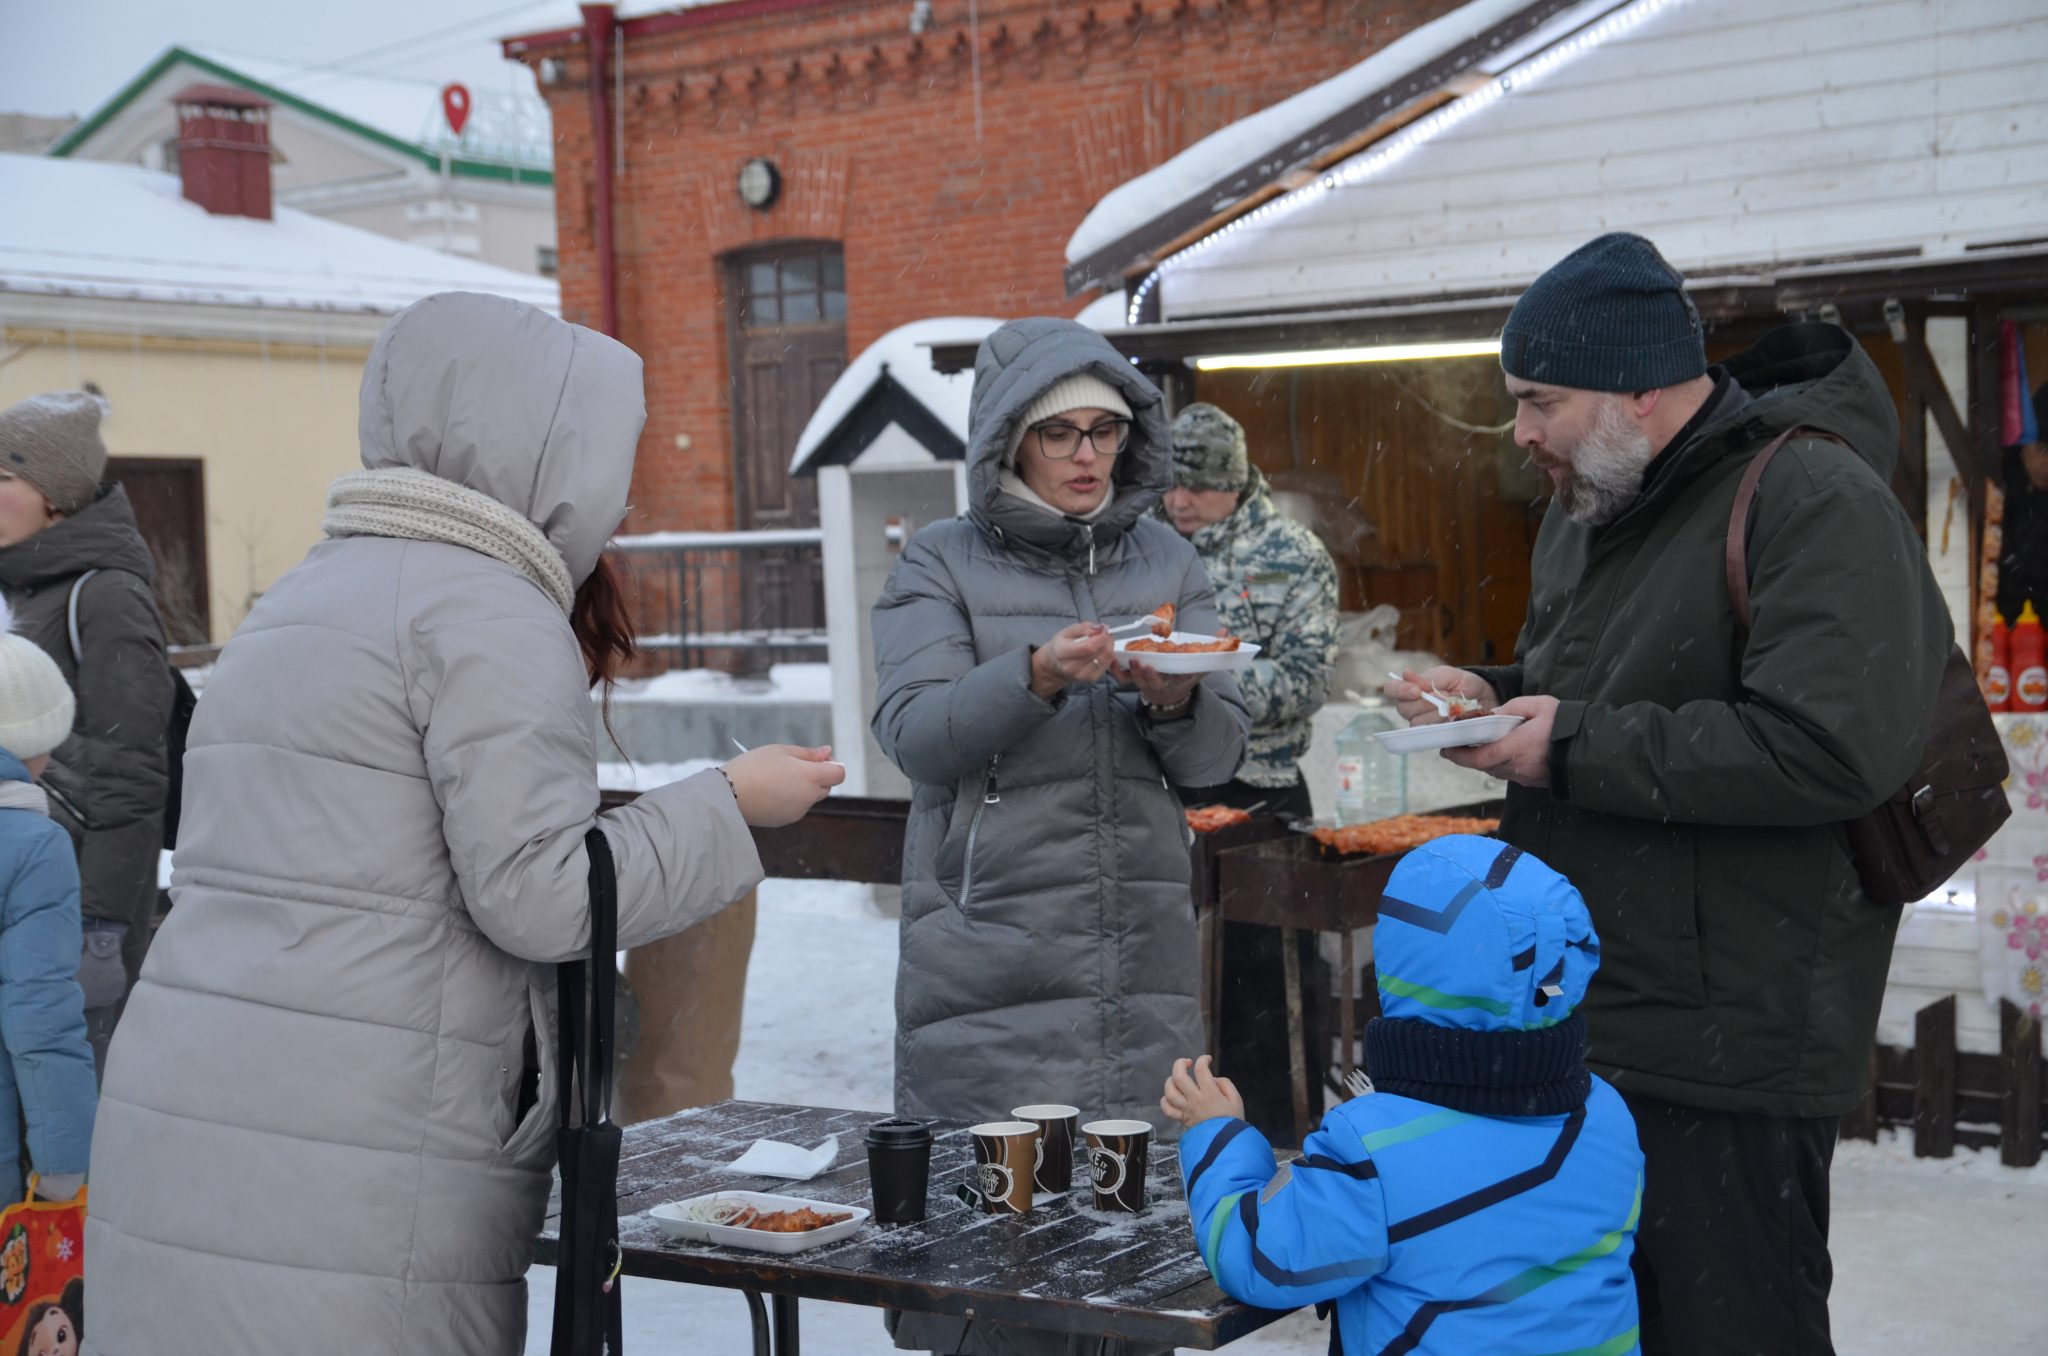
502;0;1463;543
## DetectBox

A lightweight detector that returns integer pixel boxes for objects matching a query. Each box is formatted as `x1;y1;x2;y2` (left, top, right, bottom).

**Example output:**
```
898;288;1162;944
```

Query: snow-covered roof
1144;0;2048;323
790;318;999;473
0;153;559;315
1065;0;1552;266
50;45;551;178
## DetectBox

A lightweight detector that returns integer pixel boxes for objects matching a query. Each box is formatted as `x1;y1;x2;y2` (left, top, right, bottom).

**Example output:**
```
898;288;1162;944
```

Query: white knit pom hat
0;596;75;762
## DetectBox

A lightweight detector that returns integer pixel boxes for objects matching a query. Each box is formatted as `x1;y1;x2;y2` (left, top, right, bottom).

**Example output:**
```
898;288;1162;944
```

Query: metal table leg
772;1291;801;1355
1199;899;1225;1058
1340;929;1357;1086
1282;927;1310;1145
743;1291;771;1356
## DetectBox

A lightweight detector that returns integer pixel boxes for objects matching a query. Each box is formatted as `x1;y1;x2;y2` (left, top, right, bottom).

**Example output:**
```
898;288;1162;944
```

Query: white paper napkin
718;1134;840;1181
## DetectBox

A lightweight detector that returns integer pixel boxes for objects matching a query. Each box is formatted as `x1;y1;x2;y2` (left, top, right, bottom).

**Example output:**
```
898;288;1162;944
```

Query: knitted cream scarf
323;467;576;615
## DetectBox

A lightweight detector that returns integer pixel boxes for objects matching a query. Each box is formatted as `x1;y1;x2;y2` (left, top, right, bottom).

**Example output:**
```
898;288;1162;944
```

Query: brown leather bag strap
1724;426;1847;632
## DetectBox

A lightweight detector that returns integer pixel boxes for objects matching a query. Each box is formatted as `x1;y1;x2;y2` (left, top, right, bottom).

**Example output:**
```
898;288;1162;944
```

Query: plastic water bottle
1334;701;1407;826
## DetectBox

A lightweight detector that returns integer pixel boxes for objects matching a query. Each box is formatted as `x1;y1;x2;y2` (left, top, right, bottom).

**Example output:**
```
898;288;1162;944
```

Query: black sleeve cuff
1548;734;1572;802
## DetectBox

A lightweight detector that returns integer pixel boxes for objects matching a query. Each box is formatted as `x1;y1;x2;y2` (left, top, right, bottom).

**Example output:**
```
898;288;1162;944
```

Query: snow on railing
612;528;824;551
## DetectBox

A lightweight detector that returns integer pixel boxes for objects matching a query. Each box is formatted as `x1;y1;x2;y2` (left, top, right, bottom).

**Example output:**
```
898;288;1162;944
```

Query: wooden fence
1841;997;2043;1167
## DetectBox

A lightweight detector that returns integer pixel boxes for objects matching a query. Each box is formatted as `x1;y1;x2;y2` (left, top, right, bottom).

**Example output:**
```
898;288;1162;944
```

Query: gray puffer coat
84;294;764;1356
872;318;1249;1131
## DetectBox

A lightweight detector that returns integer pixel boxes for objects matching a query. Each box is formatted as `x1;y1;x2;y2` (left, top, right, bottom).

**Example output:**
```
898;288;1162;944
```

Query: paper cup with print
1083;1119;1153;1213
965;1121;1037;1215
1011;1104;1080;1194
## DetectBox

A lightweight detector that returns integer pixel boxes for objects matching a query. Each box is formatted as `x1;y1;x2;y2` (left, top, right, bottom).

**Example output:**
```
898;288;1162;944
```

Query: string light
1193;339;1502;370
1126;0;1690;326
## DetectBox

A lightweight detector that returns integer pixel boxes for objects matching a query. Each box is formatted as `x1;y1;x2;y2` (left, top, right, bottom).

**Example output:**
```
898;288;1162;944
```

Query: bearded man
1385;233;1948;1356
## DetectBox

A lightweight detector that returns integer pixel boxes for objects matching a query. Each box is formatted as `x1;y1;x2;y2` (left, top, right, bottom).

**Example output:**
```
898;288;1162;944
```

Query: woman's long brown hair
572;555;637;741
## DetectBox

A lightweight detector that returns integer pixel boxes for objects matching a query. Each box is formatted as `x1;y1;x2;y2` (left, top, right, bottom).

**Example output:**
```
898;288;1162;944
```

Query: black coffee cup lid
866;1118;933;1146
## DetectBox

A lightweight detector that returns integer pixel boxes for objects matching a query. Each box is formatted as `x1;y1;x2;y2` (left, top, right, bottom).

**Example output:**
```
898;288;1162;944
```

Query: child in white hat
0;595;95;1204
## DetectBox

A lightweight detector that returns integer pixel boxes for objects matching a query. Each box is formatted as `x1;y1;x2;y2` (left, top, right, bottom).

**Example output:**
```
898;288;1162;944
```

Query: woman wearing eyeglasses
872;319;1248;1351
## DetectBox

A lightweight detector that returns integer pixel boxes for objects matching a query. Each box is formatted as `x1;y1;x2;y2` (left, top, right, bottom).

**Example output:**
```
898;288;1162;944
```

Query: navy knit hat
1501;232;1706;393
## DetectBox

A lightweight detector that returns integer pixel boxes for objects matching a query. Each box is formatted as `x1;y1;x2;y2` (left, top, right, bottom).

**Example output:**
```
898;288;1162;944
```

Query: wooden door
104;457;210;645
727;243;845;636
728;243;847;533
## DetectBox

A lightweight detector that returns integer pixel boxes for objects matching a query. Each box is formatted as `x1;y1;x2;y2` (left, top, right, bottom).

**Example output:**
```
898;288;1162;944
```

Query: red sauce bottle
2012;601;2046;712
1985;614;2012;712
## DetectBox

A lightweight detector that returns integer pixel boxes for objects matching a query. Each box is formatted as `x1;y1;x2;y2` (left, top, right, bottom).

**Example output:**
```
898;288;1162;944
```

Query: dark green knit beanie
1501;233;1706;393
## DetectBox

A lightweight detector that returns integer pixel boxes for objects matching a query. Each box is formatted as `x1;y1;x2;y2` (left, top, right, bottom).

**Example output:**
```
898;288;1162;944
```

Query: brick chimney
172;84;273;220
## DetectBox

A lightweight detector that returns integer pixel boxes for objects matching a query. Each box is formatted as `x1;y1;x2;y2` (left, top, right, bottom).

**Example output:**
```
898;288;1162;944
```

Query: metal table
597;791;1481;1145
535;1100;1294;1353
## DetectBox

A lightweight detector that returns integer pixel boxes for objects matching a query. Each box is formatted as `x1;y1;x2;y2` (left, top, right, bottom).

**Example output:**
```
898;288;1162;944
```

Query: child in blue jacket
0;596;96;1204
1164;835;1642;1355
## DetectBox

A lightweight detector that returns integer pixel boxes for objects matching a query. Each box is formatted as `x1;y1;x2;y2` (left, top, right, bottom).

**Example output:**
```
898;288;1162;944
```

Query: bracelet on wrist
1145;691;1194;720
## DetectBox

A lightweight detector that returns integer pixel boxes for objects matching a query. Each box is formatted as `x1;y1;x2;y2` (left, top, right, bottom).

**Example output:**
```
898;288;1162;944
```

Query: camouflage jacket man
1186;468;1338;787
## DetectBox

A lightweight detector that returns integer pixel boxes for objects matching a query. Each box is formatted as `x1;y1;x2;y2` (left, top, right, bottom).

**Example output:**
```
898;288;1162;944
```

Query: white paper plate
1373;714;1526;754
1114;631;1262;674
647;1191;869;1254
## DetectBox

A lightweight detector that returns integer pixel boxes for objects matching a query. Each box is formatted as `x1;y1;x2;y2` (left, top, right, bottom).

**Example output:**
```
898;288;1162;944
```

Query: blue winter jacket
1180;835;1643;1355
0;751;97;1195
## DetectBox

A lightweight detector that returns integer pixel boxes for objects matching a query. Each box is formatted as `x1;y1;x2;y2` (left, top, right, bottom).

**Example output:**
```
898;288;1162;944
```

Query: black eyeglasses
1028;417;1131;460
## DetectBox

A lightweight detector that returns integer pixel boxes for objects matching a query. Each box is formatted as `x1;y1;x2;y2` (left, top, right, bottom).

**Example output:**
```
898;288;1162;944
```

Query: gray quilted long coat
84;294;765;1356
872;318;1249;1131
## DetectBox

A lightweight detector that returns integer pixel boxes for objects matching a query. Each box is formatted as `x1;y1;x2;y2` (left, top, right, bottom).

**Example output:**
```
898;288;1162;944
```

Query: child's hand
1160;1055;1246;1129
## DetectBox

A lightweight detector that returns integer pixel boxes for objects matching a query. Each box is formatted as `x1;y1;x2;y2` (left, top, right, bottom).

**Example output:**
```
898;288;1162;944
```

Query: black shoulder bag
1727;426;2011;904
66;568;197;849
550;828;625;1355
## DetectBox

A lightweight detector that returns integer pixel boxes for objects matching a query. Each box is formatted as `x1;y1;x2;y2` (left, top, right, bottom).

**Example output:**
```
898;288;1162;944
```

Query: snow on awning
790;317;999;476
1135;0;2048;325
1063;0;1585;293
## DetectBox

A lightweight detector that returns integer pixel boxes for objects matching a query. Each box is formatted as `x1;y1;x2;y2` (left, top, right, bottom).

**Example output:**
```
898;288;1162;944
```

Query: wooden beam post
1899;320;1975;495
2000;999;2043;1169
1913;995;1957;1158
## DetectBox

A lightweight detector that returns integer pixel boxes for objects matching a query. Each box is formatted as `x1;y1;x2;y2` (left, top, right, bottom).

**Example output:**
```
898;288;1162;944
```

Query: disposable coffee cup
1011;1104;1080;1194
1083;1119;1153;1213
964;1121;1038;1215
865;1119;934;1224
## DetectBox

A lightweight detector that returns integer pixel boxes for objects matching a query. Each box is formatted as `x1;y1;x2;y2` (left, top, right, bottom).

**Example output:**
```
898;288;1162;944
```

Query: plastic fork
1344;1068;1375;1098
1104;616;1164;637
1389;671;1450;717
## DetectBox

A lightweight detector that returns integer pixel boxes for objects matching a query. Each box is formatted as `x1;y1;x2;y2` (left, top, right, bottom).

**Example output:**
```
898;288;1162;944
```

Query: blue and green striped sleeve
1179;1115;1390;1310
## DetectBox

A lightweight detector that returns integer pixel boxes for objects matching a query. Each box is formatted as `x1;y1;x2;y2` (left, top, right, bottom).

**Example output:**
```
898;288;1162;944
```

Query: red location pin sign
441;83;471;137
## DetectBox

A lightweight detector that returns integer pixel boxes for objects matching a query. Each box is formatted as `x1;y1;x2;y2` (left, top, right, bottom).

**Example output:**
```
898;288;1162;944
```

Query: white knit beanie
1005;374;1133;465
0;596;73;762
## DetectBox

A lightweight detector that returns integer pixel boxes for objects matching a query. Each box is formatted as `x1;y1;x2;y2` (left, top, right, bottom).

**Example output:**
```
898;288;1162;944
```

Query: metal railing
608;529;827;672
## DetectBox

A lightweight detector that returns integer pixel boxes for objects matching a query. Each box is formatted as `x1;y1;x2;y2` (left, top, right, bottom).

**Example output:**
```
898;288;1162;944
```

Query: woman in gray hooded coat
873;316;1248;1134
82;293;842;1356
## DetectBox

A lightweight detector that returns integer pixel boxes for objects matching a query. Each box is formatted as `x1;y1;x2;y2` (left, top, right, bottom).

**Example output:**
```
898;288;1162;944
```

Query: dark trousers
1623;1091;1839;1356
1178;777;1321;1143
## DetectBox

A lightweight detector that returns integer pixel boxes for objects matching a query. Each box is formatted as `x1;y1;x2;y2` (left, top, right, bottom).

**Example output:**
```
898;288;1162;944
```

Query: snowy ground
526;881;2048;1354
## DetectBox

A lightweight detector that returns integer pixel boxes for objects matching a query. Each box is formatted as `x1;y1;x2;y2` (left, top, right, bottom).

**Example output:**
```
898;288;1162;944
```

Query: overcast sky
0;0;631;120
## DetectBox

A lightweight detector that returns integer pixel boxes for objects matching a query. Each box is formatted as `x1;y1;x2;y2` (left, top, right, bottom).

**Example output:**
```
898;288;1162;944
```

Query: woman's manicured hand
1115;657;1199;711
719;744;845;827
1031;622;1115;698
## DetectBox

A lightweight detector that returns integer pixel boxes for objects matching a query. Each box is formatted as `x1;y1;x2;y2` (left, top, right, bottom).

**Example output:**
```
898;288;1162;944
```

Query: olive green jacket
1469;323;1947;1117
